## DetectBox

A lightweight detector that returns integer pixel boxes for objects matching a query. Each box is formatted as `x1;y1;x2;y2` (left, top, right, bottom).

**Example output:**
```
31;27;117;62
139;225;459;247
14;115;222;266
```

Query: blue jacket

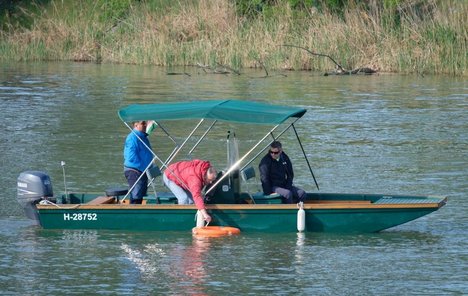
124;129;153;172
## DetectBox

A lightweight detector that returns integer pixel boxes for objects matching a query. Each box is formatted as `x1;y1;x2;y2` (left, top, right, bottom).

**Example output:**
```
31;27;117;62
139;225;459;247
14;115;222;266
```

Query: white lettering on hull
63;213;97;221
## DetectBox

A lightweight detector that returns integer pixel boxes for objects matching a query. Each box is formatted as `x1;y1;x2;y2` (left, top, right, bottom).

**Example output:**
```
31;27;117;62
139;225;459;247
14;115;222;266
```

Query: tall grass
0;0;466;75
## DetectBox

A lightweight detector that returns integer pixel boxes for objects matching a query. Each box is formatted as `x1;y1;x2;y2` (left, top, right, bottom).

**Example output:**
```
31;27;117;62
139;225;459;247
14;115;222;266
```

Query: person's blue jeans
124;169;148;204
273;186;306;204
163;173;194;204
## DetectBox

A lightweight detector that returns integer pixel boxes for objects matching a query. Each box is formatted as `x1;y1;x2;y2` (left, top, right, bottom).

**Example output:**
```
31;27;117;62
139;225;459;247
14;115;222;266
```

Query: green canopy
118;100;307;124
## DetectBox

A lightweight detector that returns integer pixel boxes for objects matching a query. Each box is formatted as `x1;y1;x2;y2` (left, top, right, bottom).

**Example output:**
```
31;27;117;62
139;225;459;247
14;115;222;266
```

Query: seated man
259;141;306;204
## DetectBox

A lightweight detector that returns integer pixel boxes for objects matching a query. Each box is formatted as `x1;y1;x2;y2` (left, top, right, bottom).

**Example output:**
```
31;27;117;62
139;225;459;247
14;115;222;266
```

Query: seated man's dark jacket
259;152;294;195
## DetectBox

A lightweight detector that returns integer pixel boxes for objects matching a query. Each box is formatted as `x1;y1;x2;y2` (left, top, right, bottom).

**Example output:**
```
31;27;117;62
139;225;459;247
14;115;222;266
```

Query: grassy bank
0;0;466;75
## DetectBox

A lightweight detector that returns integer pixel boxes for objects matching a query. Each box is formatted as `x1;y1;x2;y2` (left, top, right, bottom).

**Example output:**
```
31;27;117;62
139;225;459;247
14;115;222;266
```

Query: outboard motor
17;171;54;224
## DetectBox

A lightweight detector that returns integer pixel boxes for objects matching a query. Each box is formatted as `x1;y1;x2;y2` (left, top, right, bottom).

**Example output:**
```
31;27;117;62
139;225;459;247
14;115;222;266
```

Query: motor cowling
17;171;54;223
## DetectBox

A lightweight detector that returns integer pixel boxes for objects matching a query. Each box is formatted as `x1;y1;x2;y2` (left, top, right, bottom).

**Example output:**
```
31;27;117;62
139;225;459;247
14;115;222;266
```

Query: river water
0;62;466;295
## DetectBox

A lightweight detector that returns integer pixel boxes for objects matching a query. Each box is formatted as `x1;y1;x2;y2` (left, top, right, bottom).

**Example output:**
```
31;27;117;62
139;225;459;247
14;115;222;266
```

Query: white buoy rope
39;199;80;209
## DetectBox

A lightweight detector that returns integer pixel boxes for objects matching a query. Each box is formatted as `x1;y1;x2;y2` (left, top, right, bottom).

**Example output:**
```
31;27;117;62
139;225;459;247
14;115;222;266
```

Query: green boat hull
34;193;446;233
37;208;438;233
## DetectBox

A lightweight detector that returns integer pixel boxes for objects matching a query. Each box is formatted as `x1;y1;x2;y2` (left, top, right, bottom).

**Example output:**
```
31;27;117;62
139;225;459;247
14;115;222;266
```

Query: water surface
0;62;466;295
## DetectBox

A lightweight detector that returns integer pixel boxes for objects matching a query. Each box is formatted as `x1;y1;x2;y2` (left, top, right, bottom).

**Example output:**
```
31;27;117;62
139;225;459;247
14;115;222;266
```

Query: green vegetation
0;0;466;75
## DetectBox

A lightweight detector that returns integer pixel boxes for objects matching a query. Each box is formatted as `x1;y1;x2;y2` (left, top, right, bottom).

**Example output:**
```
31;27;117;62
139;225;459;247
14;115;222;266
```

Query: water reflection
178;237;211;296
294;232;306;265
119;234;216;295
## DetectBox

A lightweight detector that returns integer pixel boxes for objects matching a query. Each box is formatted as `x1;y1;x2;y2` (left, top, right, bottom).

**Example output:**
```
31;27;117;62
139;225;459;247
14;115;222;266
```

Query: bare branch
281;44;346;72
216;63;241;75
252;58;269;77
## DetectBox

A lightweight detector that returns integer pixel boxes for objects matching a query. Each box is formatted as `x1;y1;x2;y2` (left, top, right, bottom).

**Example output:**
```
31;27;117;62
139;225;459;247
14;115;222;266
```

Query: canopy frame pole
152;120;218;192
188;120;217;156
156;122;182;168
163;119;205;167
159;119;212;192
238;117;300;172
292;123;319;191
206;122;286;195
121;121;166;203
156;122;178;145
145;121;176;190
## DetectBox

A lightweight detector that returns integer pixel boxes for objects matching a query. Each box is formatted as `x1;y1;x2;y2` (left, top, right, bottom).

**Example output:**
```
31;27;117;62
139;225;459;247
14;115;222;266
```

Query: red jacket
164;159;211;209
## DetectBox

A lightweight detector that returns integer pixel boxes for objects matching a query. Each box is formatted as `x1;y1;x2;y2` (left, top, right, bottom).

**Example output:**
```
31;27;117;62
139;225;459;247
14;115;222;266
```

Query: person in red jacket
163;159;217;223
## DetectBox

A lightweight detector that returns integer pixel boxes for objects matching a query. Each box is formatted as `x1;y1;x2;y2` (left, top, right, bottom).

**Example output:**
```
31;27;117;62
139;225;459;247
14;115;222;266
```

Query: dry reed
0;0;466;75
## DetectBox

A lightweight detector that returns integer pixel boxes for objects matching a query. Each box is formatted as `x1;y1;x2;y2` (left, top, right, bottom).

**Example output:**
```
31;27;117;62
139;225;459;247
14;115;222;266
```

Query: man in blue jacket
124;121;154;204
259;141;306;204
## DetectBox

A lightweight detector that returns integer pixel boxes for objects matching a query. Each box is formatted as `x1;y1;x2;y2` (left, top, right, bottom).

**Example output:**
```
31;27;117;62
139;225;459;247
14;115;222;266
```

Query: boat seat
120;194;177;205
145;193;178;204
250;192;282;204
87;196;116;205
105;187;128;203
106;187;128;197
147;166;162;179
240;166;282;204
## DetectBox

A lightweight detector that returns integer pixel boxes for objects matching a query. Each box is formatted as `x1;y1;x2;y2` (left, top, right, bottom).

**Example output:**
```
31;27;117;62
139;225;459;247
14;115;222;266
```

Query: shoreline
1;0;466;76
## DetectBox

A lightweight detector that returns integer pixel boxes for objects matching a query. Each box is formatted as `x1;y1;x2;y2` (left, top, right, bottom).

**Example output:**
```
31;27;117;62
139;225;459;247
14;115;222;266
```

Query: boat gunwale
37;197;446;211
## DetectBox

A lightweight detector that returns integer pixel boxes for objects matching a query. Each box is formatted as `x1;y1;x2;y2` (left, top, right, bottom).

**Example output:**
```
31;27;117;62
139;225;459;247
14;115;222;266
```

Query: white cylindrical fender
297;202;305;232
196;210;205;228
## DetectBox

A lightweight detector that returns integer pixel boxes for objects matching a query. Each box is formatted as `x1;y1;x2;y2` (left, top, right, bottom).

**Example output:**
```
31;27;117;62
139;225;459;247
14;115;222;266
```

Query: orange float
192;226;241;237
